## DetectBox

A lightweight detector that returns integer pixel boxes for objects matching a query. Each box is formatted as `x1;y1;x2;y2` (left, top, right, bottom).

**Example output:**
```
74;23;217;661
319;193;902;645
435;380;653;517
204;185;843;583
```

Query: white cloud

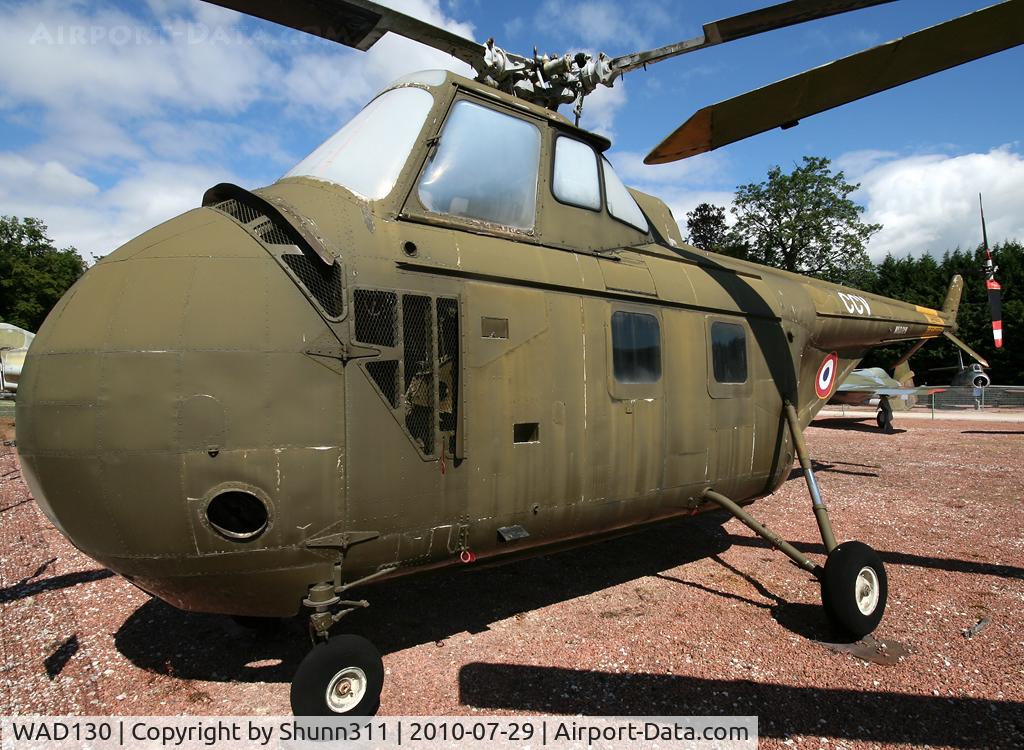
0;154;99;200
535;0;671;51
834;149;898;178
578;82;627;139
607;145;1024;255
0;0;484;261
847;146;1024;259
610;149;729;186
1;154;235;260
0;1;277;117
606;150;734;238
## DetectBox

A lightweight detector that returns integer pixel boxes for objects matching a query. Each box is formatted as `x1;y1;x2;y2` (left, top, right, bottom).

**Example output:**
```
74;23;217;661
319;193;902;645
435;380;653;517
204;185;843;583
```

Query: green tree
731;156;879;287
0;216;87;332
861;241;1023;385
685;202;748;259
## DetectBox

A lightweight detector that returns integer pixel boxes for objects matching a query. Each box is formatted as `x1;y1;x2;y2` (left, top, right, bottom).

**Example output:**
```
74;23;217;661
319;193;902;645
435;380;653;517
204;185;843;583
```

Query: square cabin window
418;100;541;230
711;321;748;383
552;136;600;210
611;311;661;384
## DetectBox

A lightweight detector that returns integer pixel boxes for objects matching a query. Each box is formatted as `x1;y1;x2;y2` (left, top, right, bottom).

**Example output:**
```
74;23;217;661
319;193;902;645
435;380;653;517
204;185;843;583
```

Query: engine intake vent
354;290;398;347
281;253;344;318
212;199;295;246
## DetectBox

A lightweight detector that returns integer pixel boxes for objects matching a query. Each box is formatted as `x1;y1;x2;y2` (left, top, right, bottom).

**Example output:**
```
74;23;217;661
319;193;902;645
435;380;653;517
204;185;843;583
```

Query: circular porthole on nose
205;491;269;541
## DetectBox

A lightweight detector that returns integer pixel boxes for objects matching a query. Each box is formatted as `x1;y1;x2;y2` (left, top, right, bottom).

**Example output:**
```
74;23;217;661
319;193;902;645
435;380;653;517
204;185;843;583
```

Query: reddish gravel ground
2;414;1022;749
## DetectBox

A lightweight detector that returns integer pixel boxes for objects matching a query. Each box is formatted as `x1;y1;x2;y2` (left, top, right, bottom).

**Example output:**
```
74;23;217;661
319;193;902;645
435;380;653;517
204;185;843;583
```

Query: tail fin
893;361;915;388
942;274;963;320
938;274;990;366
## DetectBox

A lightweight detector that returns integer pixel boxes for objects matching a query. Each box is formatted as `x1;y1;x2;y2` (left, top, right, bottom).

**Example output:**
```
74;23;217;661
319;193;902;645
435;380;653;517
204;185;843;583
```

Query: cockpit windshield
285;86;434;201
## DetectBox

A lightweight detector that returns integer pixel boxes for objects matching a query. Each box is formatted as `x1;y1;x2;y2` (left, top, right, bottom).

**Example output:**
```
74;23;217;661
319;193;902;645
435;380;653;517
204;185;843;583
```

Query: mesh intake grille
356;290;460;460
353;290;398;347
251;217;294;246
437;297;459;453
402;294;434;456
213;199;296;246
366;360;399;408
281;253;344;318
213;198;261;225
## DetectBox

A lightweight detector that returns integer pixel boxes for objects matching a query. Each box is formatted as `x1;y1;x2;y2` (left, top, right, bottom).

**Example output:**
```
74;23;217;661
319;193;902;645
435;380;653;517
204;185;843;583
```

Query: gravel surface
2;414;1022;749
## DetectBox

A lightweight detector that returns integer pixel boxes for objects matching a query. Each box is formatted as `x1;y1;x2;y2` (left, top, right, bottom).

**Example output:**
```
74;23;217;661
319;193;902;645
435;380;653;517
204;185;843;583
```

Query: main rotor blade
645;0;1024;163
204;0;487;69
611;0;896;74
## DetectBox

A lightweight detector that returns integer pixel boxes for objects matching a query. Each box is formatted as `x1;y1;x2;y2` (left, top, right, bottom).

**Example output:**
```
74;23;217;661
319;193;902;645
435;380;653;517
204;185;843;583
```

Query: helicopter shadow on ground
457;663;1024;749
654;553;844;644
0;568;114;604
812;417;906;435
786;458;879;480
114;511;829;685
725;535;1024;581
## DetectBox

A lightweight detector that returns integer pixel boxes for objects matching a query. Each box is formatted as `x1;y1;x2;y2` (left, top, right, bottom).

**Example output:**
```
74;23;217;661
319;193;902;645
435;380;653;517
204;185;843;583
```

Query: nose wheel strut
701;401;887;638
292;559;394;716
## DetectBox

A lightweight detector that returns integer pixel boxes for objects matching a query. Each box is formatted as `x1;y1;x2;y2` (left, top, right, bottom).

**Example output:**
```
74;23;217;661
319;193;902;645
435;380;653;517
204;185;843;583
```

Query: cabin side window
611;311;661;384
418;100;541;230
552;136;601;210
602;158;649;233
711;321;748;383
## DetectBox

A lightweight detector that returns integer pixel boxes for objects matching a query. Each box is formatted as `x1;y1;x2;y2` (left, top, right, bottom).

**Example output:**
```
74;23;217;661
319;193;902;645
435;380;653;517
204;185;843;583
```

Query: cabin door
705;315;755;497
584;301;666;509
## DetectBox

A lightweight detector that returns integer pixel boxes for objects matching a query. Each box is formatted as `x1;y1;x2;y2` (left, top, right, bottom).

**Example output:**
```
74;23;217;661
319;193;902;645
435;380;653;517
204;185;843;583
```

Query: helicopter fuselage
16;71;953;617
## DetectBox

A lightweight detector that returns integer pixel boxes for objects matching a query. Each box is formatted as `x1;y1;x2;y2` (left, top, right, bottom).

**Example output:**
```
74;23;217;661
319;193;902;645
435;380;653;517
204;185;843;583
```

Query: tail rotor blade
988;279;1003;348
980;194;1003;348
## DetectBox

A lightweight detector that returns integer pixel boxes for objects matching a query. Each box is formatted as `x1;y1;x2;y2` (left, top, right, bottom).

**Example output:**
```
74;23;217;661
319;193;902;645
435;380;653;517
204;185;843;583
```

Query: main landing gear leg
290;568;391;717
876;395;894;433
702;402;888;638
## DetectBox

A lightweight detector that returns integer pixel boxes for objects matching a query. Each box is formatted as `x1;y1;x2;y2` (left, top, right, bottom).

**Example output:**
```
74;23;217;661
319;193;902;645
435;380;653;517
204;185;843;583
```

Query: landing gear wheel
821;541;888;638
290;635;384;716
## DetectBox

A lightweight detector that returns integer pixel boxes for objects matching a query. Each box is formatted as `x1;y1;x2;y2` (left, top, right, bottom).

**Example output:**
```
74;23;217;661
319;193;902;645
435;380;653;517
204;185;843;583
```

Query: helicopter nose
16;206;345;610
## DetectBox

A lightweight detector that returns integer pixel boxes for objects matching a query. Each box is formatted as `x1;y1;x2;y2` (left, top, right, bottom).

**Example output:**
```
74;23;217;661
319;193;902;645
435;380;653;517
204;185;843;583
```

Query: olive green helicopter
16;0;1024;716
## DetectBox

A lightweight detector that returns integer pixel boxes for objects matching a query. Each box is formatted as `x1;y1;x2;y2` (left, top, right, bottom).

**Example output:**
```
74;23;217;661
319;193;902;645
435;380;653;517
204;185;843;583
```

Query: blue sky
1;0;1022;261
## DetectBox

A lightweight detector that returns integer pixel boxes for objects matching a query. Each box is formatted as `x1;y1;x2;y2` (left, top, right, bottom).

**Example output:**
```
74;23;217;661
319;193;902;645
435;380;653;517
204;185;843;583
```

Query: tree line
685;156;1020;385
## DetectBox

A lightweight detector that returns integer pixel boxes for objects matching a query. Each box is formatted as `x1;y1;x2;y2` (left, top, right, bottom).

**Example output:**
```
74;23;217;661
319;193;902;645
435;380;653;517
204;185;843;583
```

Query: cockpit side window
287;87;434;201
418;100;541;230
602;158;649;233
552;136;601;210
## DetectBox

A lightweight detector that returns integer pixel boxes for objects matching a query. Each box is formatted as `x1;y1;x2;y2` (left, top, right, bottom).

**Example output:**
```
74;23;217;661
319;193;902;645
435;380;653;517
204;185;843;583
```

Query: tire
821;541;888;638
290;635;384;716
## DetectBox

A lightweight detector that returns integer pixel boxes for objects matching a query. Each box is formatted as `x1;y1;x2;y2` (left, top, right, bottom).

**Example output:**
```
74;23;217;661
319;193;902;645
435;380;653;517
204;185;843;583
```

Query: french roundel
815;352;839;399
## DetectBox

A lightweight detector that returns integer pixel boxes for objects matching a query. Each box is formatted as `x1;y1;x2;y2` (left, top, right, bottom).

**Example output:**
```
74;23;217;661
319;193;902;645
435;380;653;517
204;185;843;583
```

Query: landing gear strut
291;563;392;716
702;401;887;638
